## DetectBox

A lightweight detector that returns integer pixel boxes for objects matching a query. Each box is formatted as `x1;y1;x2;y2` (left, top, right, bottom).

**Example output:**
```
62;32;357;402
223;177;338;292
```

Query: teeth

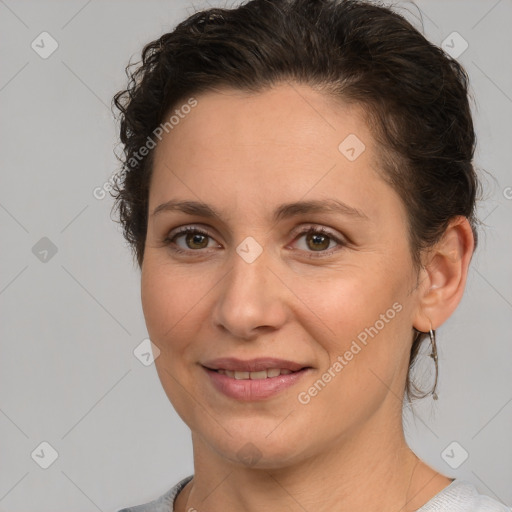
216;368;298;379
248;370;268;380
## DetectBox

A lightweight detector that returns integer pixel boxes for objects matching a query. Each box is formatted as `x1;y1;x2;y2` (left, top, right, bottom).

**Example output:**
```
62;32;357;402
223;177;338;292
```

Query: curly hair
111;0;480;404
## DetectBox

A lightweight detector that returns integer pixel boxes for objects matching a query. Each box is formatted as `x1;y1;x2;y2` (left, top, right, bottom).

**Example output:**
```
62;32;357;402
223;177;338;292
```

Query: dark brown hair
111;0;479;403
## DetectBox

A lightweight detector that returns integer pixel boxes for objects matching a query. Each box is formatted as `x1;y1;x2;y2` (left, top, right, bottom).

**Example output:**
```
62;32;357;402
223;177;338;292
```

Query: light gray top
118;476;511;512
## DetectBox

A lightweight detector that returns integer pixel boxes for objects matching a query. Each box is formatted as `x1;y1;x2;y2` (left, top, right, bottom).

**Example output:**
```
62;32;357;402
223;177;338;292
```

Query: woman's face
141;83;422;468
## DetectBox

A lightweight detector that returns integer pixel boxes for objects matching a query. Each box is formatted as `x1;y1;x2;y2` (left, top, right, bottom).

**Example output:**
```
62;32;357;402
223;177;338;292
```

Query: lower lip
203;366;310;401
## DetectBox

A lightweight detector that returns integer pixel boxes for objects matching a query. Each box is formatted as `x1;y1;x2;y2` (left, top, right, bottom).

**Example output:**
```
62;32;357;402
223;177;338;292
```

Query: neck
175;407;450;512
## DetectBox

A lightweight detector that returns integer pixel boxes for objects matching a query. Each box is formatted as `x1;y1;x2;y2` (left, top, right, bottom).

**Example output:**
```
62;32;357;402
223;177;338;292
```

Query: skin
140;82;474;512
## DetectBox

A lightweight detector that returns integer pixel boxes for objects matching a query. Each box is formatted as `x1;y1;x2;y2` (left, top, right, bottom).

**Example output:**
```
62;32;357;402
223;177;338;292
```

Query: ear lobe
413;216;475;332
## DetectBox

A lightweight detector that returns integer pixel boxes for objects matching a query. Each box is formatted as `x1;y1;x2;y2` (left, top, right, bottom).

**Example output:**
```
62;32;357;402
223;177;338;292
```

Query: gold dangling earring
429;323;439;400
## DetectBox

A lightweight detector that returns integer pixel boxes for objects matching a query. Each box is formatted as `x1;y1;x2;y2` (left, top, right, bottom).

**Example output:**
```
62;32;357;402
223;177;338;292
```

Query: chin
200;424;313;470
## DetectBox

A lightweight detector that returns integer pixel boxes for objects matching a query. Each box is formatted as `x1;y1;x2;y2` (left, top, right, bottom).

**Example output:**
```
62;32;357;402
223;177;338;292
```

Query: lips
201;357;308;373
201;357;312;399
216;368;294;380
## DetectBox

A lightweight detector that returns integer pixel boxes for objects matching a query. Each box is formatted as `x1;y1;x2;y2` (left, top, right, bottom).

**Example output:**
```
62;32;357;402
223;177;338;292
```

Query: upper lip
202;357;309;372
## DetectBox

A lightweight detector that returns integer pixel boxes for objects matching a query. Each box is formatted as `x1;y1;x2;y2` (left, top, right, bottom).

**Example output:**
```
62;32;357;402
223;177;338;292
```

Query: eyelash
162;225;346;259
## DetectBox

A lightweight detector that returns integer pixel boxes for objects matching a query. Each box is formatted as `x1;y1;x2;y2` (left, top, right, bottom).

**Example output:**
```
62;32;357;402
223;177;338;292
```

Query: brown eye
164;226;219;253
305;231;331;251
291;226;346;258
185;232;209;250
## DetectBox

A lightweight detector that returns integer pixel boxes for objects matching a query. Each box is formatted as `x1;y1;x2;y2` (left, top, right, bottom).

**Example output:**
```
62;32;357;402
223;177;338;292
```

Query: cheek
296;281;408;421
294;258;411;382
140;259;202;419
141;259;186;347
295;262;405;336
140;257;216;350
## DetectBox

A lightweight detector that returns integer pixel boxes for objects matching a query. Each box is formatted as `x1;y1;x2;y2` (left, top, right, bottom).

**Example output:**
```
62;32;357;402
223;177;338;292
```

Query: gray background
0;0;511;510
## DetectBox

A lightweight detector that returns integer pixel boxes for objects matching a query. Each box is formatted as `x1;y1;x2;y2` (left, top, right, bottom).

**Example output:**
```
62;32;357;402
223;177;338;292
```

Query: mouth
201;357;312;400
209;367;300;380
201;357;310;375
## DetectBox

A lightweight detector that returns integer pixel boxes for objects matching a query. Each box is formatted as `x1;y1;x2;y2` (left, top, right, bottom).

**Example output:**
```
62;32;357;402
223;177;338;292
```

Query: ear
413;216;475;332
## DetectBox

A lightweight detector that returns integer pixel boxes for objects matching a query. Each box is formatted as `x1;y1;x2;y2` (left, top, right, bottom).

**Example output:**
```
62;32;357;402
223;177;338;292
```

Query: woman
112;0;510;510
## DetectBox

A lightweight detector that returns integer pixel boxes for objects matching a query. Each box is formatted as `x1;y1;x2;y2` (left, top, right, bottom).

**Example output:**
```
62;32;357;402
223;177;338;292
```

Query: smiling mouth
201;356;312;386
202;362;311;400
212;368;301;379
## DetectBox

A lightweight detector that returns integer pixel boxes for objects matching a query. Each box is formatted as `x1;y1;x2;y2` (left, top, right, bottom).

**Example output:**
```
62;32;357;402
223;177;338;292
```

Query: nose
211;245;289;340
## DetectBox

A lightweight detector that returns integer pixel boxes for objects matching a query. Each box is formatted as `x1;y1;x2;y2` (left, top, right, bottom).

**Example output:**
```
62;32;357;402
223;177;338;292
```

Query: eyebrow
151;199;369;222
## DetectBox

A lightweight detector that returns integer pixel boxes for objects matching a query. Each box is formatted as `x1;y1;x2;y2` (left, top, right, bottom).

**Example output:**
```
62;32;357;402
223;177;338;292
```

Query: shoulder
117;475;193;512
418;479;511;512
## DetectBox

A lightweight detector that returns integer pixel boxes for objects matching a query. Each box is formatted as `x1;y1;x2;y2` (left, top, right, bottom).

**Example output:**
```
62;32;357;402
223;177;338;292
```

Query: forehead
155;83;374;159
149;83;395;222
